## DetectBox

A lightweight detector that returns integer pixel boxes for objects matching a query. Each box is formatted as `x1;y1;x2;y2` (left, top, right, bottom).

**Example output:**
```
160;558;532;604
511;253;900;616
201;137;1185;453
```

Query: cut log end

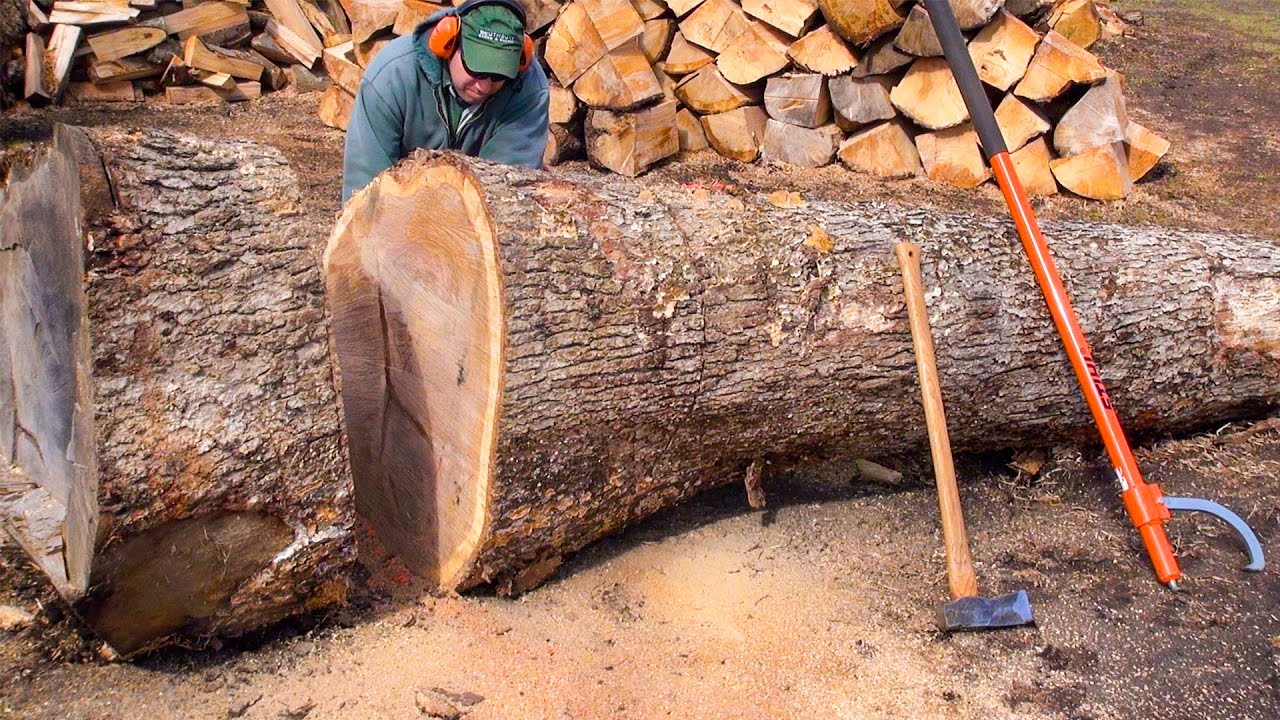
326;154;503;590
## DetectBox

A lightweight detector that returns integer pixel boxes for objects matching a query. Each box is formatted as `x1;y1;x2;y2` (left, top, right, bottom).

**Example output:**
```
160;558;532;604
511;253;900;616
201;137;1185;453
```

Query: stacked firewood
541;0;1169;199
17;0;350;106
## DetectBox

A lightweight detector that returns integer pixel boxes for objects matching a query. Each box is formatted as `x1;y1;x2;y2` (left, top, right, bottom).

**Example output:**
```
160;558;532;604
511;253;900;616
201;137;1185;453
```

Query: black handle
922;0;1007;159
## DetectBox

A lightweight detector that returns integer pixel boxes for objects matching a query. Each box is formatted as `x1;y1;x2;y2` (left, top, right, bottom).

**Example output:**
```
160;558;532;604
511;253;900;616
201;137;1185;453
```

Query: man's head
449;2;526;104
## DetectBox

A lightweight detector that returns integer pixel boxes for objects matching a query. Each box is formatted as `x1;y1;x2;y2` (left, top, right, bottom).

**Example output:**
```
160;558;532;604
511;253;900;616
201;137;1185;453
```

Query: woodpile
12;0;349;107
9;0;1165;200
535;0;1166;197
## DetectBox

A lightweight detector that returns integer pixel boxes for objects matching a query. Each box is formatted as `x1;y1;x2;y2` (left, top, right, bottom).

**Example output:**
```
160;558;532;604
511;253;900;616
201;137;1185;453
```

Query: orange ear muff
519;34;533;72
432;9;535;74
428;15;461;59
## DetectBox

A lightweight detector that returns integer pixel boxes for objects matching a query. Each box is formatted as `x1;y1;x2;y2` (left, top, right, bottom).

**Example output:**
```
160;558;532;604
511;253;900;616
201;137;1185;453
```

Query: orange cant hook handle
923;0;1265;588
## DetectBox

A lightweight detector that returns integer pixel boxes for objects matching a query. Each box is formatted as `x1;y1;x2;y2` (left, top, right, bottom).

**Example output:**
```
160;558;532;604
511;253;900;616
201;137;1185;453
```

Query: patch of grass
1128;0;1280;57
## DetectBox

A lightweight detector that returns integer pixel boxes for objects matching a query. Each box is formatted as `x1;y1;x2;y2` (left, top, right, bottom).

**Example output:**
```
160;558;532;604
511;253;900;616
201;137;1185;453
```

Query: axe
897;242;1034;631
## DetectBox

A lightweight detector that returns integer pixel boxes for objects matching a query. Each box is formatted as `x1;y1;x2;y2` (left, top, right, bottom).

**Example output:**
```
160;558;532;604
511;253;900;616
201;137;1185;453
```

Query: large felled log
325;151;1280;593
0;126;354;658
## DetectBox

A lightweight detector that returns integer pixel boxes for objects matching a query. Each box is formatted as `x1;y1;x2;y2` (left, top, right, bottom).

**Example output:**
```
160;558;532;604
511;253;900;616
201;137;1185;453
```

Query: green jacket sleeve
479;64;550;170
342;83;404;202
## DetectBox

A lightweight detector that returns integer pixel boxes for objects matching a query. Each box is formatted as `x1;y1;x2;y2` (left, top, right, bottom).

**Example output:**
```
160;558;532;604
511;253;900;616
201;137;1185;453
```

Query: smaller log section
1;125;354;658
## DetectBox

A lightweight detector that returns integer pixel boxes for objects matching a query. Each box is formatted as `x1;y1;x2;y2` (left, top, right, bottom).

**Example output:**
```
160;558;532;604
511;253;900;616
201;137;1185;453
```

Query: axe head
937;590;1034;632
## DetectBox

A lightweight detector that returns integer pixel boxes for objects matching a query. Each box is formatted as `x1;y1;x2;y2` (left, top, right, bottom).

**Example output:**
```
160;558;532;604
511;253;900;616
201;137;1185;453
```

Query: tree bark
326;151;1280;595
0;126;354;657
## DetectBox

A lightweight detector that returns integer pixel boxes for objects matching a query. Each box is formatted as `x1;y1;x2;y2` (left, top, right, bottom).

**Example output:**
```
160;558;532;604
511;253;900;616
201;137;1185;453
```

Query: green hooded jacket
341;10;549;202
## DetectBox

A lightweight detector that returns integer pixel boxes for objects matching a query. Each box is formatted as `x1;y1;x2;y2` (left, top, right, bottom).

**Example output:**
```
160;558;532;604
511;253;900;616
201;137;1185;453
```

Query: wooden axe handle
895;242;979;601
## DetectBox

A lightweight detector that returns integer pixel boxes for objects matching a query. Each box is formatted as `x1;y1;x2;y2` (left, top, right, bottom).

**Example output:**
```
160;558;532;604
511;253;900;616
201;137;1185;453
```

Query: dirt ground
2;1;1279;718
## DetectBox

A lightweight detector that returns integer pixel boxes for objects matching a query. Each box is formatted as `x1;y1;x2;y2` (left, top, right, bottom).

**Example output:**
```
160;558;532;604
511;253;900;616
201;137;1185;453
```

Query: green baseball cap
459;5;525;80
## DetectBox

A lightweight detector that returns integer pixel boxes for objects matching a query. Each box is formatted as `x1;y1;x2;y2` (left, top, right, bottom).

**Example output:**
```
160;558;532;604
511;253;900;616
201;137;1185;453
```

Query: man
341;0;549;201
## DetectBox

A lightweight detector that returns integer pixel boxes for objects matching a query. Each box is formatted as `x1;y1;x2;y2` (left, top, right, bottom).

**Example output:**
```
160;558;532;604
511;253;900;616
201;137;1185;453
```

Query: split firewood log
916;123;990;188
679;0;750;53
818;0;906;46
786;23;858;75
1048;0;1100;49
829;73;895;130
66;80;143;103
572;41;663;110
967;10;1038;91
318;84;355;128
666;0;706;17
544;0;645;86
86;26;167;62
639;17;674;62
762;119;841;167
632;0;669;21
545;121;587;165
322;40;363;95
836;118;922;178
764;73;830;128
347;0;398;43
717;20;790;85
325;151;1280;593
23;33;48;102
1049;140;1132;199
662;30;714;74
1123;121;1169;181
1013;28;1106;102
393;0;445;35
585;99;679;174
1009;136;1059;195
994;92;1050;151
674;63;760;113
893;4;941;57
949;0;1003;29
741;0;817;36
890;56;968;130
0;126;354;658
1053;74;1127;157
701;104;768;161
851;33;912;76
676;106;711;150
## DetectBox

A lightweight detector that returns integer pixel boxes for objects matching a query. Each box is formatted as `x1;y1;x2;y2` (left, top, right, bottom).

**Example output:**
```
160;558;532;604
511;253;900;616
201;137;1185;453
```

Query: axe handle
896;242;979;601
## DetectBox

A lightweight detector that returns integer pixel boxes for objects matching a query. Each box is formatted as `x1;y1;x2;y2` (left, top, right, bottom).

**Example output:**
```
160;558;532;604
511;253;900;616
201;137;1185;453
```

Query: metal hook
1160;496;1266;572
